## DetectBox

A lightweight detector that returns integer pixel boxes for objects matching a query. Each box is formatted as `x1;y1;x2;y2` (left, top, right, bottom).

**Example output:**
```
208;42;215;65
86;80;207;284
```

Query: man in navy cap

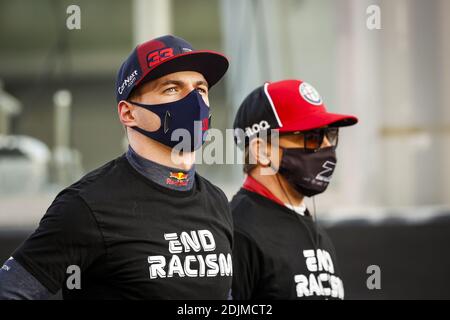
0;35;233;300
231;79;358;300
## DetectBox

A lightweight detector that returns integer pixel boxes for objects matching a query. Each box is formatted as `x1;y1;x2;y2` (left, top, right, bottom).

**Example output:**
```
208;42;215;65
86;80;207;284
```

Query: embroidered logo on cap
147;48;175;68
299;82;323;106
244;120;271;138
118;70;139;95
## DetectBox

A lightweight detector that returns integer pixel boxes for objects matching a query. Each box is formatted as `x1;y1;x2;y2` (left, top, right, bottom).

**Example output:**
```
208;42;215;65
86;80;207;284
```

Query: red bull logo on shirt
167;172;189;187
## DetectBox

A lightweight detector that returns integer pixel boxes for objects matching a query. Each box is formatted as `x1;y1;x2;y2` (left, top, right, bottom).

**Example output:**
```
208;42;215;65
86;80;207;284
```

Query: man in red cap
231;79;358;300
0;35;233;300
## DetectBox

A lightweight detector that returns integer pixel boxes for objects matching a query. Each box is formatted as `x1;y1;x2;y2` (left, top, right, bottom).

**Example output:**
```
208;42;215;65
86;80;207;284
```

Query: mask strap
276;173;294;209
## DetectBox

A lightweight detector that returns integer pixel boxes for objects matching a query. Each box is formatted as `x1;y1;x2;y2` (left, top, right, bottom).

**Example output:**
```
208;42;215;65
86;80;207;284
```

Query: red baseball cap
233;79;358;145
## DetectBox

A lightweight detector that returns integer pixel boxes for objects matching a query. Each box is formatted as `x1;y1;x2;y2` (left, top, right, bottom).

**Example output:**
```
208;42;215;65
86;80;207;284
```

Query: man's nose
321;136;332;148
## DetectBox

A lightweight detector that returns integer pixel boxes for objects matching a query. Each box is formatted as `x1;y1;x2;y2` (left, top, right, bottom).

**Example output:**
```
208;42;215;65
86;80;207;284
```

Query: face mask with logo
129;90;210;151
277;147;337;197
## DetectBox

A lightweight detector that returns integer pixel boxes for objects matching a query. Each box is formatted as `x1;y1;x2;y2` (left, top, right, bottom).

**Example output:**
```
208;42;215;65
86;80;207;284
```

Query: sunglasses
286;127;339;151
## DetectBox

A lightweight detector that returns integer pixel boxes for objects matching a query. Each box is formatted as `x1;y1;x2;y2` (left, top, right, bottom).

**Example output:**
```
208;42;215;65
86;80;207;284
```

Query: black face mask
278;147;337;197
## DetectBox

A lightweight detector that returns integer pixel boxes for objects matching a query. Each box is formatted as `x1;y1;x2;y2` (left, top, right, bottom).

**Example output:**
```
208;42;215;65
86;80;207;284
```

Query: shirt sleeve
231;229;262;300
0;257;52;300
11;192;106;294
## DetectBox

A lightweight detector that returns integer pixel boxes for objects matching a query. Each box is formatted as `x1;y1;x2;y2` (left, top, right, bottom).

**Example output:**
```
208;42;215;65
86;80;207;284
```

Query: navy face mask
128;90;211;151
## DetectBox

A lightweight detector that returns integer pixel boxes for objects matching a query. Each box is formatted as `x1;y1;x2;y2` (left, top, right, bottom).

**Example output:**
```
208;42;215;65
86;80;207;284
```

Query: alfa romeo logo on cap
299;82;322;106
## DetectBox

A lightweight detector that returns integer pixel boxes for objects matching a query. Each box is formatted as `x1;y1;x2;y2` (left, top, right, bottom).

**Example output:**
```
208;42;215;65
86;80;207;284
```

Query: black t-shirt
231;188;344;300
13;154;233;299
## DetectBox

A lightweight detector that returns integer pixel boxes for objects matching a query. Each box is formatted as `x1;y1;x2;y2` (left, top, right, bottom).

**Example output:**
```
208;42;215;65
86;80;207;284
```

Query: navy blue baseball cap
116;35;229;103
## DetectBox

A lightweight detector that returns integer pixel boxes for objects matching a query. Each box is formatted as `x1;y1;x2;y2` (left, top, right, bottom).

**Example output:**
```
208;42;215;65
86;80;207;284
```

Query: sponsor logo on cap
299;82;322;106
147;48;175;68
118;70;139;95
244;120;271;138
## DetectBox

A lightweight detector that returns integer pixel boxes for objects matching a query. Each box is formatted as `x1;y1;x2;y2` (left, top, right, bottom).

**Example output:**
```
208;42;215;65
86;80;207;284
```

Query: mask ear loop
260;143;294;208
273;148;295;210
312;196;317;222
312;196;321;248
276;171;295;210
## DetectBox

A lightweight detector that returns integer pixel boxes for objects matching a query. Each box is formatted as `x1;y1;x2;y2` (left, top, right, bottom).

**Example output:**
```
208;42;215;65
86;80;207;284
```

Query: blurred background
0;0;449;299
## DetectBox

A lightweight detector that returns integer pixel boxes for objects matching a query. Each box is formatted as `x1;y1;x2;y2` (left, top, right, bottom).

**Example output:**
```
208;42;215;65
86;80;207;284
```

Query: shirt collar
242;175;285;206
126;146;195;191
242;175;309;216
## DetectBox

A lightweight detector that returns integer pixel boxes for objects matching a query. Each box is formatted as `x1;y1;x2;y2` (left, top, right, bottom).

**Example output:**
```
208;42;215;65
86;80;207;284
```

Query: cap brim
137;50;229;89
279;111;359;133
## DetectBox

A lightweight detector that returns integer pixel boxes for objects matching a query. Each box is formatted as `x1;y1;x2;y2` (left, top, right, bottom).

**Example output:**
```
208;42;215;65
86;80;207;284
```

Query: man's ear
117;100;137;127
249;138;271;167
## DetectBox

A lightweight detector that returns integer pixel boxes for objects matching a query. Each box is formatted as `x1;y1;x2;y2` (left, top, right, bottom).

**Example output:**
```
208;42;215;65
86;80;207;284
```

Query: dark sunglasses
286;127;339;151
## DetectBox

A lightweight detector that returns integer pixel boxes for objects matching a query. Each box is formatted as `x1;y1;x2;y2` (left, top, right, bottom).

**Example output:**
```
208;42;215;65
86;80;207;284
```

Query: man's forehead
150;71;207;86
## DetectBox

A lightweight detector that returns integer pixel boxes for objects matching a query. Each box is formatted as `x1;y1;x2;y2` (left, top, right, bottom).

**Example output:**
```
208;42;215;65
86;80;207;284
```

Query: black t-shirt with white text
231;188;344;300
13;154;233;299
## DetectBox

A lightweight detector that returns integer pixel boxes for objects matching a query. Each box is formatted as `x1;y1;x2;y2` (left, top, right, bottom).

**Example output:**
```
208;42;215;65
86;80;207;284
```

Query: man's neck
128;134;195;171
126;145;195;191
250;169;304;207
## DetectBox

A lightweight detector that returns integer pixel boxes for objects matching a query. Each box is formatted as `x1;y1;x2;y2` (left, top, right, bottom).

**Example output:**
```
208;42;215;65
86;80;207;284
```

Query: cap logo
147;48;174;68
118;70;138;95
245;120;271;137
299;82;322;106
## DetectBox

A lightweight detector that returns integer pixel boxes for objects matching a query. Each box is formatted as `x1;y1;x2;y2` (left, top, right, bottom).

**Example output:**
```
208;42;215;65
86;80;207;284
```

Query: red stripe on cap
263;82;283;127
